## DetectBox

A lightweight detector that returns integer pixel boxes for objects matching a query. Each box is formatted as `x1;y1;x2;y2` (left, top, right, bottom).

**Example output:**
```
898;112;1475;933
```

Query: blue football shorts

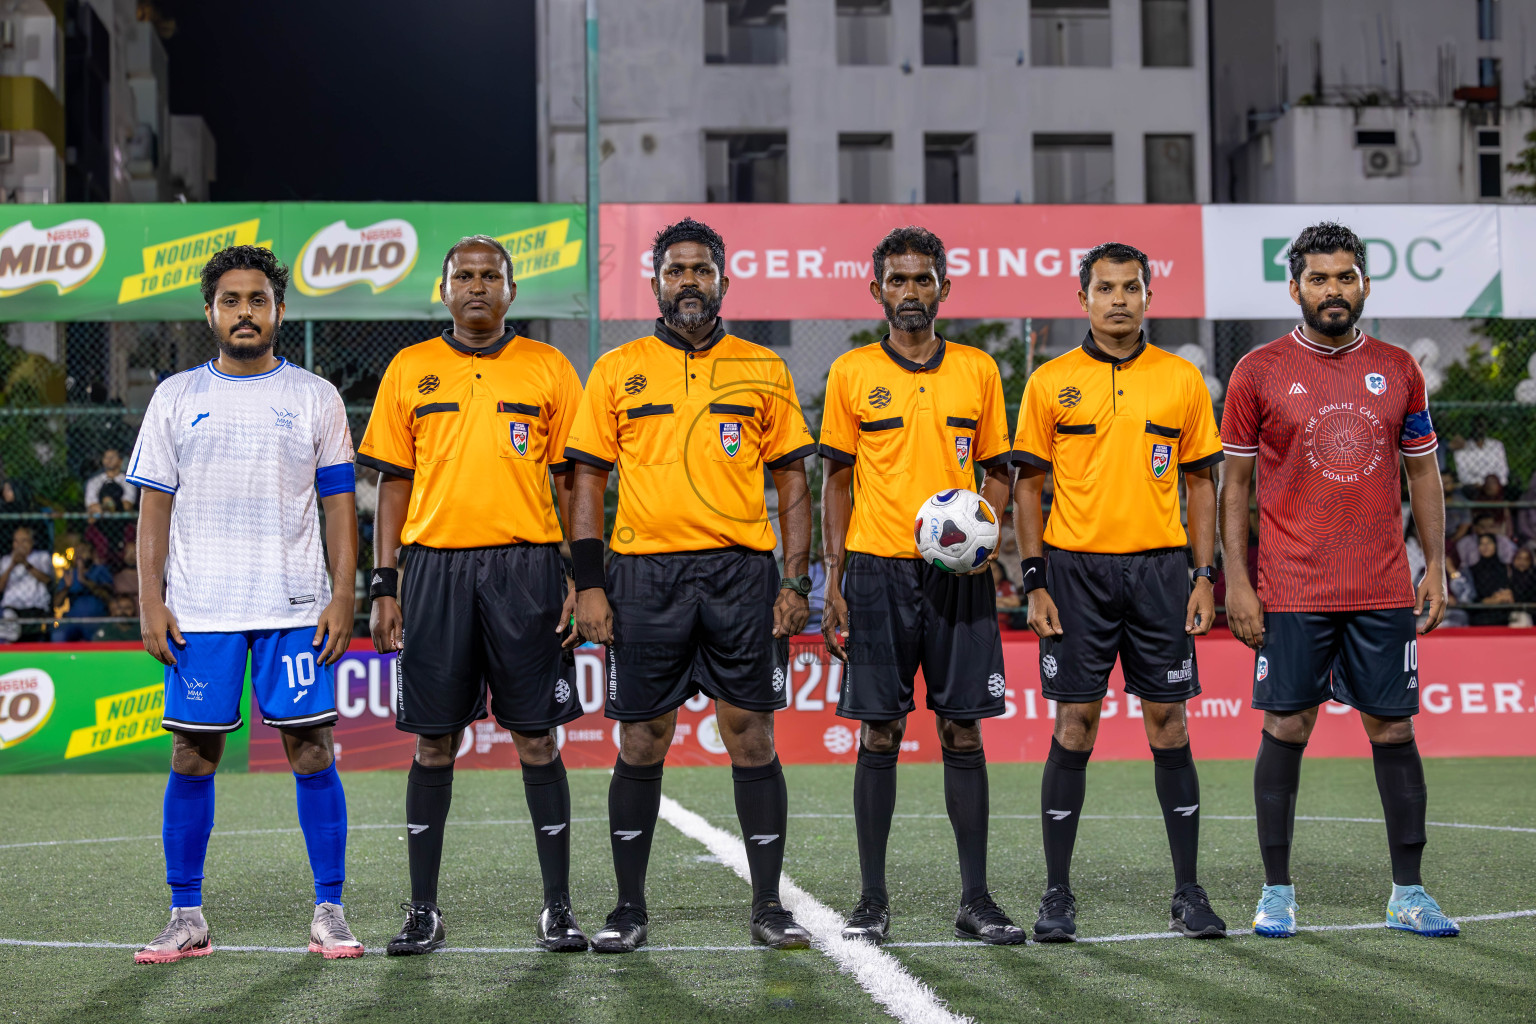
161;627;338;733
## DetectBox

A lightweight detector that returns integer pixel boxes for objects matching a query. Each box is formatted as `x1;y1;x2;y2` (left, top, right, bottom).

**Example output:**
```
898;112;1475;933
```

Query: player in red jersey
1219;222;1457;939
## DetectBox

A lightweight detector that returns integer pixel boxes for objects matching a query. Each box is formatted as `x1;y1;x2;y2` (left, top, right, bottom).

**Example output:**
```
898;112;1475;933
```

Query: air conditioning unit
1361;146;1402;177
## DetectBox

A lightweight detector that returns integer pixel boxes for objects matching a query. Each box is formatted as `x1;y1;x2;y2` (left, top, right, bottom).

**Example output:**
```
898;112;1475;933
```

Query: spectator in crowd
1511;547;1536;607
1442;566;1474;629
1518;476;1536;546
114;539;137;597
0;526;55;641
1442;473;1471;541
52;544;114;642
1467;535;1515;626
91;595;141;642
1451;418;1509;490
992;560;1019;610
84;449;137;520
84;482;136;571
1454;512;1516;569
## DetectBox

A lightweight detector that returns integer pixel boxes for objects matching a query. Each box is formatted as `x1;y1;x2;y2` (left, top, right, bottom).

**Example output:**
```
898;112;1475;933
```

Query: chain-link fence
3;314;1534;639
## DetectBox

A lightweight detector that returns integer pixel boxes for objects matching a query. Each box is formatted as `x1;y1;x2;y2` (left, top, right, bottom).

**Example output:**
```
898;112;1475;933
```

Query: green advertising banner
0;647;249;773
0;202;587;321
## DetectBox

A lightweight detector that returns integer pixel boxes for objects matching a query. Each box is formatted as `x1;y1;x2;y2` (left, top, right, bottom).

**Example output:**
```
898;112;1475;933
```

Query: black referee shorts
606;548;789;722
837;552;1006;722
1251;608;1419;718
1040;546;1199;705
396;543;580;736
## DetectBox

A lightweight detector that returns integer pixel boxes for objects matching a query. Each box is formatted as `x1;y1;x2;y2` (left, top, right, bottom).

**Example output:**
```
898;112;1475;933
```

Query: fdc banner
1202;205;1502;320
246;631;1536;773
0;644;248;774
0;203;587;321
601;203;1207;321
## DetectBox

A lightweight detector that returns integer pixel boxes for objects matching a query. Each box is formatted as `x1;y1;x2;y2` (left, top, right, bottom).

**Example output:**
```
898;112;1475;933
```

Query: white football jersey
127;358;354;633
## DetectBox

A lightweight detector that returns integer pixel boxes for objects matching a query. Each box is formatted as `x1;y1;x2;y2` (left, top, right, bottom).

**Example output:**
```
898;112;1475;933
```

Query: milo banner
0;203;587;321
0;644;249;774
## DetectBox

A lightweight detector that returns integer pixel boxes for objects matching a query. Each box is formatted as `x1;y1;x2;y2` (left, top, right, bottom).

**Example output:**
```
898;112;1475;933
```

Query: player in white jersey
128;246;363;963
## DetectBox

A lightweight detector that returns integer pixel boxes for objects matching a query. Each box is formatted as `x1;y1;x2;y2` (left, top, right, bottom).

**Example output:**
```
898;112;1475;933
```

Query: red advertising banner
599;203;1205;322
250;630;1536;772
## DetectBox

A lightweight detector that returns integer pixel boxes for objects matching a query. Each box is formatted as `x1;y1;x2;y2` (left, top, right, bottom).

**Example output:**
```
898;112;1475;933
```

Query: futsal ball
914;489;999;573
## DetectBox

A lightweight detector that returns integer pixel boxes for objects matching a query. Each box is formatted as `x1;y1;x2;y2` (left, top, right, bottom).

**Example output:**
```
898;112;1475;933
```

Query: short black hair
651;217;726;276
201;245;289;305
1077;242;1150;291
1287;221;1367;281
441;234;514;287
872;226;945;283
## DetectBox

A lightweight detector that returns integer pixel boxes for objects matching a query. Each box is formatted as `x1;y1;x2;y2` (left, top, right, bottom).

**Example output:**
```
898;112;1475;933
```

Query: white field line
0;817;609;851
2;909;1531;956
788;813;1536;834
657;794;972;1024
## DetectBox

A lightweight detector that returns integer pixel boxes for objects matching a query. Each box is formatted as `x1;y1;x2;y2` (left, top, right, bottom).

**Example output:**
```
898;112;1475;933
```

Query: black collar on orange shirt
1081;329;1146;366
442;326;517;357
880;334;946;372
654;317;727;353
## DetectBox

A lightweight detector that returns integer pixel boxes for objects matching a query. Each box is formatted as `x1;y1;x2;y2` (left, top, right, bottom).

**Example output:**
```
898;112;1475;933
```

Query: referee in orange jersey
1011;242;1227;943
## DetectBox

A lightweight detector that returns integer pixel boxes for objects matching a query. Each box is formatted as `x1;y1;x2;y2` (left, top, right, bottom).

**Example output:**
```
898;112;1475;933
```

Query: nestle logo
46;227;91;243
359;227;404;242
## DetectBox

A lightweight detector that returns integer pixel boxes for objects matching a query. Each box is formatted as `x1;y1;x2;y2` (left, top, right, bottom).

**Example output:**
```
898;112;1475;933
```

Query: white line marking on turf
0;817;610;851
788;813;1536;834
657;794;972;1024
3;910;1531;956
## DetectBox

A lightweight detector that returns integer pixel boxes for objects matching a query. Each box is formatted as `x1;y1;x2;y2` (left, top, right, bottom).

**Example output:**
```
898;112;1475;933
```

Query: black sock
733;757;788;909
853;747;898;905
1041;737;1091;889
1151;743;1201;888
942;747;990;904
1371;738;1427;886
1254;731;1306;886
405;760;454;906
609;755;663;909
521;756;571;903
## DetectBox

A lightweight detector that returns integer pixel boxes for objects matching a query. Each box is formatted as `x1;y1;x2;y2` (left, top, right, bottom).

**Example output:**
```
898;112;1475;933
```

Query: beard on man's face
1300;293;1364;338
658;286;722;331
883;297;938;333
211;318;275;361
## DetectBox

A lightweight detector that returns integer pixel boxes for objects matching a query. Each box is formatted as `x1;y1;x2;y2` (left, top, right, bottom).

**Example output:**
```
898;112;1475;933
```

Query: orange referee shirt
357;328;582;548
819;337;1012;559
562;319;817;556
1013;332;1222;554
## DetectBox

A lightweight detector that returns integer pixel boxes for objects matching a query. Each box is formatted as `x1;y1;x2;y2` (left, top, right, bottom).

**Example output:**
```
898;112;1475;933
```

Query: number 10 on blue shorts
161;627;339;733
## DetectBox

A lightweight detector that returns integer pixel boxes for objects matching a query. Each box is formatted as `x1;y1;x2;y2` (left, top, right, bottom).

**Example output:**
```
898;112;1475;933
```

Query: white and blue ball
913;489;999;573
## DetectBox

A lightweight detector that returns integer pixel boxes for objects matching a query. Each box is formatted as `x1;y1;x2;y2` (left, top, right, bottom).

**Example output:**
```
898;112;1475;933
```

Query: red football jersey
1221;328;1437;612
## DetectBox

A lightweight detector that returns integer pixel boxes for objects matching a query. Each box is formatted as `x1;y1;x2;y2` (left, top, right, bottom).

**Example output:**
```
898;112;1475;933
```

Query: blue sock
294;761;348;904
163;770;216;908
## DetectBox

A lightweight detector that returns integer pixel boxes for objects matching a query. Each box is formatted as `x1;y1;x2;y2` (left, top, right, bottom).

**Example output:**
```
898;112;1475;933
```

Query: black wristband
571;538;607;591
368;566;398;600
1021;556;1047;593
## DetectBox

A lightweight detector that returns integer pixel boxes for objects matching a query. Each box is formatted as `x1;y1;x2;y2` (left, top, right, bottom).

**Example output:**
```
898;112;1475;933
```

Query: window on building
1031;0;1111;68
1477;128;1502;199
839;133;894;203
724;320;792;347
922;0;976;66
1478;0;1501;41
1141;0;1190;67
837;0;891;65
1479;56;1501;89
704;0;787;65
1033;134;1114;203
705;132;789;202
1144;134;1195;202
925;133;978;203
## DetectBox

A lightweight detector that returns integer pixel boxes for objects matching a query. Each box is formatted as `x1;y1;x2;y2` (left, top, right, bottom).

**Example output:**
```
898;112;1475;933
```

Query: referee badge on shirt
1151;442;1172;478
955;435;971;469
510;421;530;456
719;421;741;458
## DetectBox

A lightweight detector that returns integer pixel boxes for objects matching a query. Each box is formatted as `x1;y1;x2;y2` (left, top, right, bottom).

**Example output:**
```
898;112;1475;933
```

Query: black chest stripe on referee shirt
414;402;460;418
708;403;756;417
859;416;905;432
1145;421;1181;438
498;401;541;415
1056;422;1096;435
626;403;675;419
945;416;978;429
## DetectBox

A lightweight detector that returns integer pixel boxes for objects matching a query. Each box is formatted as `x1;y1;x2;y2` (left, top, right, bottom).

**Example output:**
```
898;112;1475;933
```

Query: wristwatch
780;574;813;597
1192;566;1216;584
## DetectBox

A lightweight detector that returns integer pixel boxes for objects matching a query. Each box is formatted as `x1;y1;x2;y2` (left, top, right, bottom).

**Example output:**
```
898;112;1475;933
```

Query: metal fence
3;313;1534;638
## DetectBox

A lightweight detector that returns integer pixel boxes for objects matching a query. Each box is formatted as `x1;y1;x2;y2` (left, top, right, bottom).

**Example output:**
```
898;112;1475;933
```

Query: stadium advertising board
1498;206;1536;318
247;631;1536;772
1202;204;1502;319
0;203;587;321
0;645;248;774
600;203;1206;320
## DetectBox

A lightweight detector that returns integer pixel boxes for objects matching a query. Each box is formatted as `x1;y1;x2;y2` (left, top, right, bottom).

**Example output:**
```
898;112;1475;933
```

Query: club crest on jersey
719;421;741;458
272;407;298;430
1257;655;1270;682
1151;442;1172;478
1365;372;1387;396
510;421;529;456
955;435;971;468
